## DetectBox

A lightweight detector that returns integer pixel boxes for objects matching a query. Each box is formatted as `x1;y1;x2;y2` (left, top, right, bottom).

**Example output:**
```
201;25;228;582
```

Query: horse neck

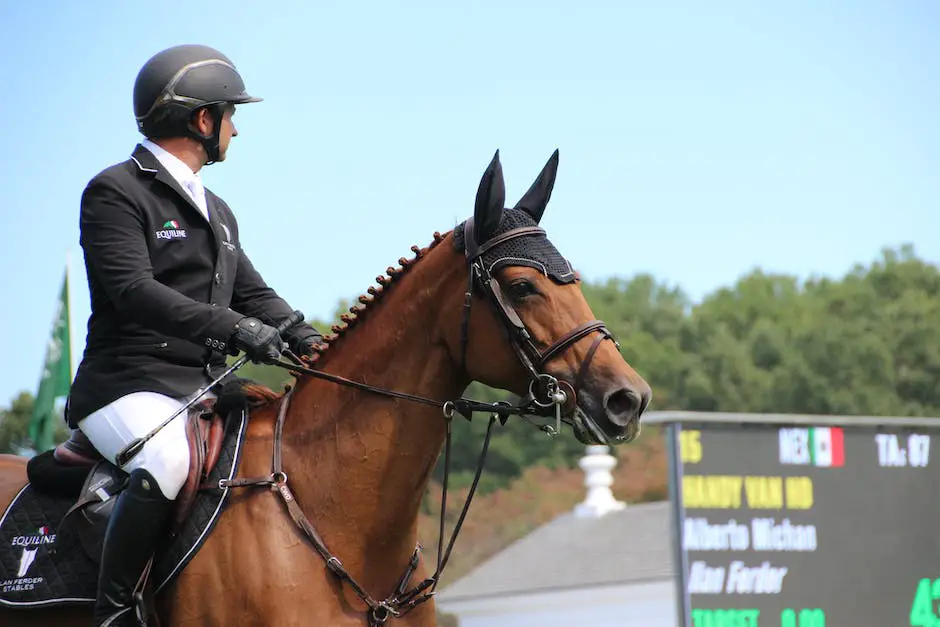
281;240;467;556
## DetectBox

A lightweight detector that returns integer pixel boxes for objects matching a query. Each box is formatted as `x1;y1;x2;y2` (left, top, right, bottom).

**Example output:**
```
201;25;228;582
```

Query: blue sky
1;1;938;406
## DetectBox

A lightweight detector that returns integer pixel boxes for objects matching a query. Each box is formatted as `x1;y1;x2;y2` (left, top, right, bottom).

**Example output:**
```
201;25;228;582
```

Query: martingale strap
224;384;499;626
222;389;390;614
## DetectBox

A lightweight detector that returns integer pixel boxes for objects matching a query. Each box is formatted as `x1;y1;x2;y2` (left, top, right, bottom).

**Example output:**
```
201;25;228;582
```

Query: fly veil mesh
452;209;576;284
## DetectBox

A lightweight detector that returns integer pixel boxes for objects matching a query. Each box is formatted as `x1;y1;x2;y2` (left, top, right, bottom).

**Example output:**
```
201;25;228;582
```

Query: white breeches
78;391;212;500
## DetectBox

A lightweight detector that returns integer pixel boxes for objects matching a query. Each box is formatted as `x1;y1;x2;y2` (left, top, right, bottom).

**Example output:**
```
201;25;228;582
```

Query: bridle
459;219;618;433
220;224;618;625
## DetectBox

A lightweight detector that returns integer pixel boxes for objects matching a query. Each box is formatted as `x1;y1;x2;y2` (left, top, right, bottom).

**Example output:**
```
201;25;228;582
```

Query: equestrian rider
66;44;322;626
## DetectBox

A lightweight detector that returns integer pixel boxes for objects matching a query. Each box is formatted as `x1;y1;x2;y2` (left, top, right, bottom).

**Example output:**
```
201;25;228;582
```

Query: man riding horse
67;44;322;626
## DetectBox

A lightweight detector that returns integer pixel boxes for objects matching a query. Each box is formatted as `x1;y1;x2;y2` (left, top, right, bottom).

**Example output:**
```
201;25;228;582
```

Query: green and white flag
29;269;72;452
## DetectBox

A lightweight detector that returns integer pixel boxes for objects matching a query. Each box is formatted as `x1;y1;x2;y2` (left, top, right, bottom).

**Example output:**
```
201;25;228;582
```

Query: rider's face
216;105;237;161
192;104;237;162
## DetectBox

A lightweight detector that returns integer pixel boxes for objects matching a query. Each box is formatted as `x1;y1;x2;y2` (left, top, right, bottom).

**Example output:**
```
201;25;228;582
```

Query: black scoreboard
667;420;940;627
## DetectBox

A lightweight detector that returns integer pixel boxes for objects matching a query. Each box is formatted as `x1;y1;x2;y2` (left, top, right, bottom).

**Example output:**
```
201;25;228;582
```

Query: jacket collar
130;143;161;174
131;144;234;254
130;143;207;220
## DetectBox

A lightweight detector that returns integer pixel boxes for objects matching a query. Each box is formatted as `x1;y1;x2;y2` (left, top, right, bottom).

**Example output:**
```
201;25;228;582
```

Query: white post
574;444;626;518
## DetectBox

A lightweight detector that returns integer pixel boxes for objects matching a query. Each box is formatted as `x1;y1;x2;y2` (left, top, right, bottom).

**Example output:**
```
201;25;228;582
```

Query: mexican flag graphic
809;427;845;467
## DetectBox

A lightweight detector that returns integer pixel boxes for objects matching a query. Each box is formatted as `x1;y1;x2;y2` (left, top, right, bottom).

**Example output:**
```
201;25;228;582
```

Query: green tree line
3;245;938;494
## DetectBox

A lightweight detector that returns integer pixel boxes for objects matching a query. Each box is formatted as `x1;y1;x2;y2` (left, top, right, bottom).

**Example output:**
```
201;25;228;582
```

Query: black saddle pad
0;409;248;608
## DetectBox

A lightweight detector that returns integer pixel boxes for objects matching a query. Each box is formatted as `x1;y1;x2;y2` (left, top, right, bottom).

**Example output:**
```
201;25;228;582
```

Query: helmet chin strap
187;103;226;165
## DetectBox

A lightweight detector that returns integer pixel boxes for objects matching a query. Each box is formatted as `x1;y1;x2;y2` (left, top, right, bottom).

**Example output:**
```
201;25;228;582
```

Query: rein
220;224;618;625
273;357;543;421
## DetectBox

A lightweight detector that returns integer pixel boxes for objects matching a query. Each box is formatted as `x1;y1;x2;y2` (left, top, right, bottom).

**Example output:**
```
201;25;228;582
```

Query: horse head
448;150;652;445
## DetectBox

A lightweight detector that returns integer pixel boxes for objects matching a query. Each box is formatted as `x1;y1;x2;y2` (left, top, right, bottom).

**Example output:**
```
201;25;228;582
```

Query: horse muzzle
570;405;641;446
569;377;649;445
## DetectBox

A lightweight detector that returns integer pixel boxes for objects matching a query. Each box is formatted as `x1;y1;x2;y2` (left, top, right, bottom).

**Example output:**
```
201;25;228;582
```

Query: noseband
460;219;618;432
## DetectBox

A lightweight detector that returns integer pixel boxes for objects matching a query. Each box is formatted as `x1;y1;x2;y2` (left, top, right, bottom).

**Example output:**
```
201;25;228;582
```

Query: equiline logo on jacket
155;220;187;240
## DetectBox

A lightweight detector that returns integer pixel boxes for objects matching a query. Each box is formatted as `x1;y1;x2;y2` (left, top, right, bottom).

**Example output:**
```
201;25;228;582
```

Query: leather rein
220;224;617;625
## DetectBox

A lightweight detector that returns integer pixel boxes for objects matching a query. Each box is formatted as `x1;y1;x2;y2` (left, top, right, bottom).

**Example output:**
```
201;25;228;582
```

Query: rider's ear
514;149;559;224
473;150;505;244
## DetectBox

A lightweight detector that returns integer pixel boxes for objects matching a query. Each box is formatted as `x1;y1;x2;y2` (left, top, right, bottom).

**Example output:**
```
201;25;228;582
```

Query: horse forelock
226;231;454;412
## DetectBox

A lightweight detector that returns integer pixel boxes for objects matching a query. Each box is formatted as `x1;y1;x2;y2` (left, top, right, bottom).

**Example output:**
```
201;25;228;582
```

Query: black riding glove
283;323;325;359
229;317;284;364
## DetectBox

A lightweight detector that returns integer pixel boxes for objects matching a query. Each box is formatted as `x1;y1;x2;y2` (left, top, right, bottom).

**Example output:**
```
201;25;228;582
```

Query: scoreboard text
673;423;940;627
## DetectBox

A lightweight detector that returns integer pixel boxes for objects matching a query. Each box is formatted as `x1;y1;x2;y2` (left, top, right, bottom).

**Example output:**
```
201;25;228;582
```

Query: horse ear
514;149;559;224
473;150;505;243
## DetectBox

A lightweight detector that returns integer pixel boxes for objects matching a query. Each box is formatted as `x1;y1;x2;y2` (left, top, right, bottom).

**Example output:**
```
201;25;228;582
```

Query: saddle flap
79;462;129;509
171;402;225;533
204;414;226;475
64;460;129;563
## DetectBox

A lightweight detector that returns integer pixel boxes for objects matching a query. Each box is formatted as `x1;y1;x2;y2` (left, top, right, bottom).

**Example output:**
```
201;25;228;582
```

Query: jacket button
214;272;222;284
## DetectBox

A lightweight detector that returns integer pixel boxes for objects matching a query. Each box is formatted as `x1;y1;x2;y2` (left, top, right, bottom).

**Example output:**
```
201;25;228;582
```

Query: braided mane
234;230;451;408
301;230;450;366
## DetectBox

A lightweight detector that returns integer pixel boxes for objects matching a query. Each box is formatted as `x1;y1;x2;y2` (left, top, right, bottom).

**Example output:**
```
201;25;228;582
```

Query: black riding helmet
133;44;262;164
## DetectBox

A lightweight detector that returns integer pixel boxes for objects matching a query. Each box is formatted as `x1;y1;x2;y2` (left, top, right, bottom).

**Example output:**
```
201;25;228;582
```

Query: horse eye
507;279;538;300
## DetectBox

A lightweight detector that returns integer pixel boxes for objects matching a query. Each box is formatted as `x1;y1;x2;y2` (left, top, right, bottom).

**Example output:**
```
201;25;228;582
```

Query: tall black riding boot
93;468;173;627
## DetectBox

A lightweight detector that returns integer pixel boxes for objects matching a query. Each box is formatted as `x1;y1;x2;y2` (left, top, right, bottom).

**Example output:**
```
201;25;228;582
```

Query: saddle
30;399;227;561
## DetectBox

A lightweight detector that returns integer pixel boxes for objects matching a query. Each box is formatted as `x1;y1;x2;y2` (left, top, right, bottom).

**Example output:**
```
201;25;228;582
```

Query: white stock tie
185;178;209;220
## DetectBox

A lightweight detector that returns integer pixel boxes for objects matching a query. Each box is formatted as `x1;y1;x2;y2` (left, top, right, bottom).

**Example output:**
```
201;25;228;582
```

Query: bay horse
0;150;651;626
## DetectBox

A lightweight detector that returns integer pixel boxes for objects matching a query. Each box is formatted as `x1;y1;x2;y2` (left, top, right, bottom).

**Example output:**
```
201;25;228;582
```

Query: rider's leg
79;391;192;627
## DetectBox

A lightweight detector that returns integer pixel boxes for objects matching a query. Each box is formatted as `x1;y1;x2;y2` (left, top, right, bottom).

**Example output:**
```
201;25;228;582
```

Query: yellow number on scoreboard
681;430;702;464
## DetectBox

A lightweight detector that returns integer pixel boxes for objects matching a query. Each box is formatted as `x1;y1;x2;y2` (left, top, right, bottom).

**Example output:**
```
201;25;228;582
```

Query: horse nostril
604;388;642;426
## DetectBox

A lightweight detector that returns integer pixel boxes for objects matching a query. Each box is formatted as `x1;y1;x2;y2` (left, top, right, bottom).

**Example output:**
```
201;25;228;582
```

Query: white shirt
140;138;209;221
